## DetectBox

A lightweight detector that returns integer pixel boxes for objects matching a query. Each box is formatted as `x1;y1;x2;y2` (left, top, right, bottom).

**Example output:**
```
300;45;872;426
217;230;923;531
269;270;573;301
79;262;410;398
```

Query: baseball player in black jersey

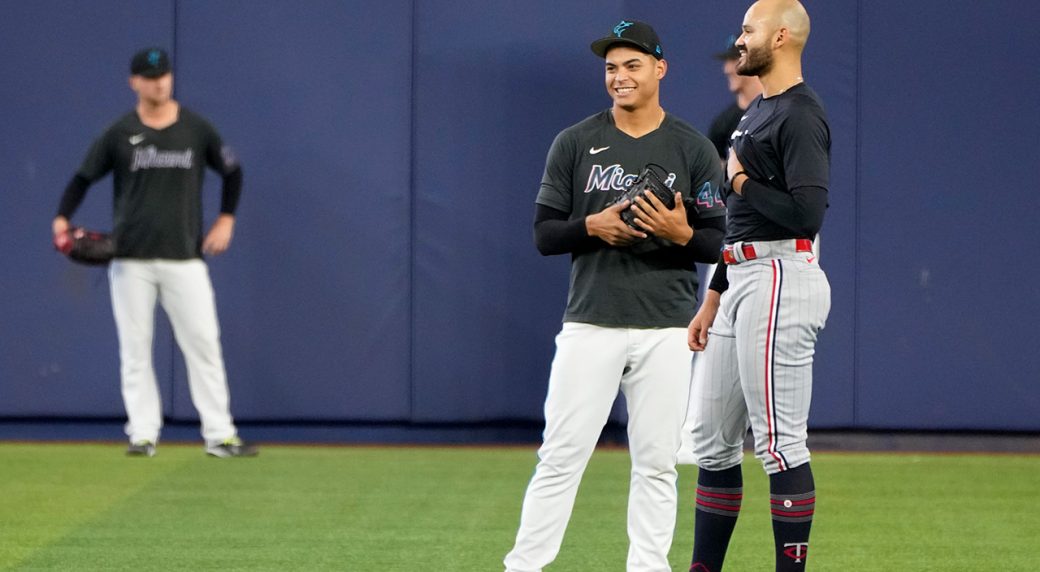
684;1;830;570
504;21;725;572
52;48;256;458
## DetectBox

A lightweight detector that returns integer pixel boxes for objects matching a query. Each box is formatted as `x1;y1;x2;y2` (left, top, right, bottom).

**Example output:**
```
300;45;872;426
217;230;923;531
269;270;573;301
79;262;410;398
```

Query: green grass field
1;443;1037;571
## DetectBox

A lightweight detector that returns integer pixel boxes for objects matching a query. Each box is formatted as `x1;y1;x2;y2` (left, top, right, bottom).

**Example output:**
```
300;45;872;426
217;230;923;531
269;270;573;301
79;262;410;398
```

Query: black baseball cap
713;34;742;61
130;47;171;78
590;20;663;60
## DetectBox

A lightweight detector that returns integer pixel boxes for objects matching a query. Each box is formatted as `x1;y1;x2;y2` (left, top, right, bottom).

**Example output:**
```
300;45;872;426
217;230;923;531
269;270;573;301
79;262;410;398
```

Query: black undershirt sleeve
533;203;600;256
57;174;91;218
683;214;725;263
534;203;726;259
219;167;243;215
739;180;827;237
709;253;730;293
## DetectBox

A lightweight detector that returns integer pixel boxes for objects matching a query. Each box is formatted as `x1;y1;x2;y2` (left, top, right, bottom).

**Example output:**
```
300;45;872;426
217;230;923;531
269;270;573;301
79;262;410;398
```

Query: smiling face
735;15;776;77
604;45;666;112
735;0;810;77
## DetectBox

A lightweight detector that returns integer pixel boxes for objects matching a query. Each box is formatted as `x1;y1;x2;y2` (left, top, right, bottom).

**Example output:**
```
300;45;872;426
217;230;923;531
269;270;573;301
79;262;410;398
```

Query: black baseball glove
54;227;114;266
608;163;676;229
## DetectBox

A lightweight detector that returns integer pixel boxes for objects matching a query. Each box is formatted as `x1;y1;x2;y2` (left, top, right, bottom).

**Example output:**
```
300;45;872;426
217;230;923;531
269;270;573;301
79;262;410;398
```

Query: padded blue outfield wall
1;1;1037;433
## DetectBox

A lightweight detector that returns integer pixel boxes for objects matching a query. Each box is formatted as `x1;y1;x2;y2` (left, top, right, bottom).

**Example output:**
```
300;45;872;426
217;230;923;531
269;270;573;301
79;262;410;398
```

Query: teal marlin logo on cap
148;50;161;66
613;20;633;37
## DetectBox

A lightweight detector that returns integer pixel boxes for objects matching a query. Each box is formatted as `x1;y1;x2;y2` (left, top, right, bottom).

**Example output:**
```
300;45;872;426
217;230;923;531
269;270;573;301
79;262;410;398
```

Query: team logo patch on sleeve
695;181;724;208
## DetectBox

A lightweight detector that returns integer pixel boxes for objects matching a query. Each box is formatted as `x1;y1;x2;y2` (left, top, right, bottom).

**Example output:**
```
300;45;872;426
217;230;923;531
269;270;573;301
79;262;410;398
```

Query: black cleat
205;436;259;458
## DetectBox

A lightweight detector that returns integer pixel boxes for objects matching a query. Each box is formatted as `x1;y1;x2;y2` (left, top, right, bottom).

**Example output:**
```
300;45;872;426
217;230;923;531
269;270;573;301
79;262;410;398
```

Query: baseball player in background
684;1;831;570
706;33;764;164
504;21;725;572
52;48;256;458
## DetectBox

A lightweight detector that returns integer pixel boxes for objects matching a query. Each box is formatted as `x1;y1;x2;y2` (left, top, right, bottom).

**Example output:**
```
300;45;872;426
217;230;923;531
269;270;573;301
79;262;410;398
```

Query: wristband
729;171;748;187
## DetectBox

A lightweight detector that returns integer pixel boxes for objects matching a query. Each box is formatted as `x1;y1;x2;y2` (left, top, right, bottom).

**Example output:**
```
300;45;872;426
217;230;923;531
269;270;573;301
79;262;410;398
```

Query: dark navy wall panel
857;1;1040;429
3;1;1037;432
792;0;858;427
0;2;176;416
410;1;620;422
168;1;414;421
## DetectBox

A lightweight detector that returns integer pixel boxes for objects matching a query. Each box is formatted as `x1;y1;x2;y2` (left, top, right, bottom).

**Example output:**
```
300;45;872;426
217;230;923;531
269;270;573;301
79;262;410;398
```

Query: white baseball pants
505;323;691;572
109;259;237;445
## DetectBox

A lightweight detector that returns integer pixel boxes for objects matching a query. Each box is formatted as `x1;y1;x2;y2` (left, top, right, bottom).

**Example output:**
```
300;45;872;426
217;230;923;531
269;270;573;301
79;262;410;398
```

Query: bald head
745;0;810;50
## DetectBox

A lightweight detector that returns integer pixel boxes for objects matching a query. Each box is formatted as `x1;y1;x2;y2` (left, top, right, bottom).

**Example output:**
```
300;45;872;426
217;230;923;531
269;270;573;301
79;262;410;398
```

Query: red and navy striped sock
690;465;743;572
769;463;815;571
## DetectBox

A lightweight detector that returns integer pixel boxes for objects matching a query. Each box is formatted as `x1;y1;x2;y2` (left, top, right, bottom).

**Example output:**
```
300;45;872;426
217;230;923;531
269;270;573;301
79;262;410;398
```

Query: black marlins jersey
724;83;830;242
537;110;725;328
708;102;744;160
76;108;238;259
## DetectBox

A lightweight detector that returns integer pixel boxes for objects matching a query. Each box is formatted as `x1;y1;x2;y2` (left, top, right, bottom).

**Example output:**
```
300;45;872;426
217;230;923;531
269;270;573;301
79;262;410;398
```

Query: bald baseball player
53;48;256;458
684;1;830;570
504;20;724;572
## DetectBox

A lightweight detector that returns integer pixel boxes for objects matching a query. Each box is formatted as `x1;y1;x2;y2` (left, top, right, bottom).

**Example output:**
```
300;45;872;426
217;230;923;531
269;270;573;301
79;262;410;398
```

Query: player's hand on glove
631;191;693;245
202;214;235;256
688;290;721;351
586;200;647;246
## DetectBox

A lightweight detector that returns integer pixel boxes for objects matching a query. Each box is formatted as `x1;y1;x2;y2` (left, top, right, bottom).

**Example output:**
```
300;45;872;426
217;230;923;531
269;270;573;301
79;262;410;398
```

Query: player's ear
656;58;667;80
773;28;787;49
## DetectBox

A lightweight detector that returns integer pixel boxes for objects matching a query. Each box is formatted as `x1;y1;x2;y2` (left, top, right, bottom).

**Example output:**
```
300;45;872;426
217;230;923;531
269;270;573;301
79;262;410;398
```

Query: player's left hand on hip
632;191;691;245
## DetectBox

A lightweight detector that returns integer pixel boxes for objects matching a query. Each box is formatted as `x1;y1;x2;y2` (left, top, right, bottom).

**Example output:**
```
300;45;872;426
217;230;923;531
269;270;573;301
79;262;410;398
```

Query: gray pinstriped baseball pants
689;251;830;475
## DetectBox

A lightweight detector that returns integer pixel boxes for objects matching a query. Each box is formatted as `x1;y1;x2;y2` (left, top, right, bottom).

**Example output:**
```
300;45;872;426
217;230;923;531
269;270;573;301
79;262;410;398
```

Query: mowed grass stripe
811;454;1040;571
1;444;1038;571
3;446;544;571
0;443;193;569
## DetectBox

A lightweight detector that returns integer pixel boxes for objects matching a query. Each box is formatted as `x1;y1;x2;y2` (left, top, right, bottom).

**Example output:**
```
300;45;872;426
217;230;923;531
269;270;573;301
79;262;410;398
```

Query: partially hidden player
52;48;257;458
706;33;764;164
685;1;831;570
504;20;725;572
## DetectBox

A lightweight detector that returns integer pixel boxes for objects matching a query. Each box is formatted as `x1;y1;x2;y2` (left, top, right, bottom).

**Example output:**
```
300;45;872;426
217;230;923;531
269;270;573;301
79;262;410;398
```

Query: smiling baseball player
684;1;831;570
504;20;724;572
